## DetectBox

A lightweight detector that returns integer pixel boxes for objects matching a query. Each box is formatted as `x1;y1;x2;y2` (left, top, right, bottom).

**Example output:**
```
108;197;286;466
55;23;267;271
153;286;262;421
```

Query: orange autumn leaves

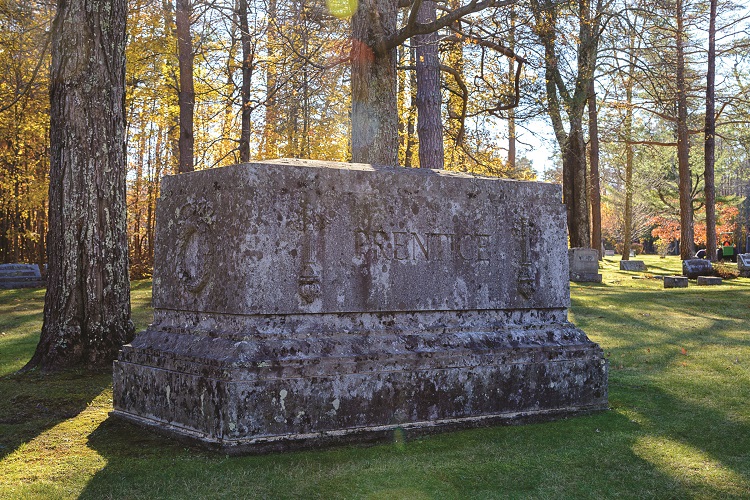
651;204;739;245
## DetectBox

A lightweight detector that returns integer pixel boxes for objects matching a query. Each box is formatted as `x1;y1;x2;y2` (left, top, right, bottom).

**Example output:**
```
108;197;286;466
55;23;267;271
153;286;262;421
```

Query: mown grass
1;255;749;499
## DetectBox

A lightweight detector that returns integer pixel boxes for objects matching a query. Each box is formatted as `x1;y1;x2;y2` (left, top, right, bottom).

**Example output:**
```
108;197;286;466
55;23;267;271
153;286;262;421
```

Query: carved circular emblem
176;200;214;293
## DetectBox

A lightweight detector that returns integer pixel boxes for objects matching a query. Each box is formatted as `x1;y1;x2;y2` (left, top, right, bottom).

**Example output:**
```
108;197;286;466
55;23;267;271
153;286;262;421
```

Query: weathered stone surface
738;254;750;277
664;276;688;288
568;248;602;283
113;159;608;453
619;260;647;272
0;264;44;289
682;259;713;279
604;250;615;257
697;276;722;286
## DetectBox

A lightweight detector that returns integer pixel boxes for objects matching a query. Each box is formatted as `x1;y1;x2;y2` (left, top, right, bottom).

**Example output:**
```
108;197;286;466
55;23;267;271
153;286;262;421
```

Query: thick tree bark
704;0;717;261
176;0;194;172
24;0;134;372
415;0;443;170
676;0;694;259
588;79;602;259
351;0;399;166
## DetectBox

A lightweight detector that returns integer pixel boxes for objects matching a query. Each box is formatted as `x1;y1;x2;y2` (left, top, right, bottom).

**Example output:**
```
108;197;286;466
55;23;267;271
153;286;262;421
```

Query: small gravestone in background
619;260;647;272
604;250;615;257
0;264;45;289
664;276;688;288
682;259;713;279
113;159;608;453
697;276;722;286
568;248;602;283
738;254;750;277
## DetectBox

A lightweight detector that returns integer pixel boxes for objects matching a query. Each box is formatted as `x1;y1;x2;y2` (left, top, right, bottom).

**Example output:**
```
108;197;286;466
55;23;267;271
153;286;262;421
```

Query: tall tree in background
508;5;517;170
351;0;399;165
238;0;254;162
415;0;444;170
260;0;278;159
530;0;606;248
350;0;515;166
24;0;133;371
704;0;717;261
588;79;602;258
0;1;51;266
176;0;194;172
675;0;694;259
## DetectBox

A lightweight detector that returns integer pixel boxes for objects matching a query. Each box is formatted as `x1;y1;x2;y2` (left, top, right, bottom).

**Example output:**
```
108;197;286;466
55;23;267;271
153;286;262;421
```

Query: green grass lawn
1;255;749;499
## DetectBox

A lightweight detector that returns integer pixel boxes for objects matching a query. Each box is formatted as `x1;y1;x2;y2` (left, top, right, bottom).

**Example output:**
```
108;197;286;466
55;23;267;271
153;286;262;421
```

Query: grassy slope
0;256;748;499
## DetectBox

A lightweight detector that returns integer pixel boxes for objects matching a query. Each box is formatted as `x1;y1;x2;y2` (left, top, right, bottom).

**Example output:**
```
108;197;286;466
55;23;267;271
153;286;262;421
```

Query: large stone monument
113;159;608;453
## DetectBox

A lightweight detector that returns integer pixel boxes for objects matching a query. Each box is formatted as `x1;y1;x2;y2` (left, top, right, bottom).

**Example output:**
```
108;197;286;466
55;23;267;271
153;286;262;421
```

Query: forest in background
2;0;750;275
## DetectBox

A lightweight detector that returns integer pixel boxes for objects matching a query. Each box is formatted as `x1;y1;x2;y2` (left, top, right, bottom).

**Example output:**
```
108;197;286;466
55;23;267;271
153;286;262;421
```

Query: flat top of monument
175;158;549;187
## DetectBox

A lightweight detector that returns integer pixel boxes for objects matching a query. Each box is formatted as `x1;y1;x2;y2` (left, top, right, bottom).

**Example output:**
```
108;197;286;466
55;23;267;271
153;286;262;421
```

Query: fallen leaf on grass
680;347;688;355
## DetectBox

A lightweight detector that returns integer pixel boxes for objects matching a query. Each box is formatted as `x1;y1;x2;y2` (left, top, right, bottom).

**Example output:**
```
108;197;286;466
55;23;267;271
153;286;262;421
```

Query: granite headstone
113;159;608;453
619;260;647;272
568;248;602;283
738;254;750;277
697;276;722;285
0;264;44;289
682;259;713;279
664;276;688;288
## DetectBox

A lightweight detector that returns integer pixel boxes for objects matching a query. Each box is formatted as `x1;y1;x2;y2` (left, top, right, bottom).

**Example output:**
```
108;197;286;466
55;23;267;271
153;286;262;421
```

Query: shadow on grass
610;382;750;497
0;371;111;461
80;403;739;498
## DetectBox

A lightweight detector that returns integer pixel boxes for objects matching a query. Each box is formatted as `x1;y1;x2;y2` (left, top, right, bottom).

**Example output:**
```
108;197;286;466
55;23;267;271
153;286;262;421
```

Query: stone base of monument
113;159;608;453
664;276;688;288
697;276;722;286
619;260;646;272
114;312;607;453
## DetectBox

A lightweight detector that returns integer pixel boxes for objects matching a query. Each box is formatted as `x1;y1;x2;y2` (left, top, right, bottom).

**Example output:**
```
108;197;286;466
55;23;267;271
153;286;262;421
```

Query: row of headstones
0;263;45;289
569;248;647;283
670;255;750;287
570;249;750;288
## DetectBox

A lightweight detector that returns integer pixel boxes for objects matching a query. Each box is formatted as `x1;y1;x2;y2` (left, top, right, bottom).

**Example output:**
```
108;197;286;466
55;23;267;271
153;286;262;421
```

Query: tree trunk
563;121;590;248
176;0;194;172
531;0;597;249
704;0;717;261
24;0;134;372
261;0;278;159
404;45;417;168
622;74;634;261
588;79;601;259
508;6;517;171
239;0;253;162
415;0;443;170
445;1;465;166
351;0;398;166
676;0;694;259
